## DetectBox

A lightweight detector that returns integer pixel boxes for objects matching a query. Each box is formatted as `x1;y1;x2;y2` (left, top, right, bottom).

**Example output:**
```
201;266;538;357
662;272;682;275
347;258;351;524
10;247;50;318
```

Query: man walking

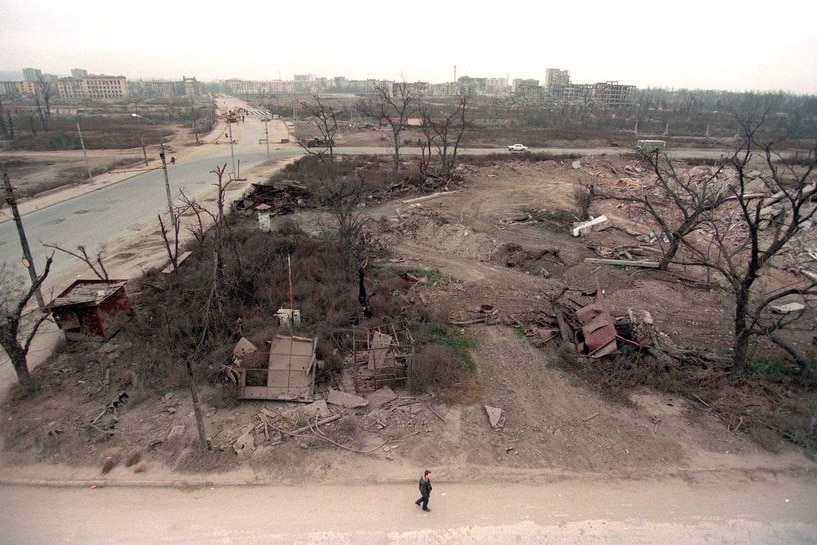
414;470;432;512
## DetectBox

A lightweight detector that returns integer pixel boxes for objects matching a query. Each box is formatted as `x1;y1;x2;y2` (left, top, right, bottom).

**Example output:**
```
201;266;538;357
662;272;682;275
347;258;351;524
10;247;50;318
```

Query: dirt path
2;478;815;544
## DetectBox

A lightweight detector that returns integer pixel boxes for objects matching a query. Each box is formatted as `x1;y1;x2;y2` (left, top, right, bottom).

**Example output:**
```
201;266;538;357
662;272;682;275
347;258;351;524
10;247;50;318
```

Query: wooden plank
161;251;193;274
584;258;660;269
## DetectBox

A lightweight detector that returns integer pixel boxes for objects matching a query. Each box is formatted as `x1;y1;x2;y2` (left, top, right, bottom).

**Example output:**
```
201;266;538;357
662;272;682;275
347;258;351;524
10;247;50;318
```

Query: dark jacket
419;476;432;496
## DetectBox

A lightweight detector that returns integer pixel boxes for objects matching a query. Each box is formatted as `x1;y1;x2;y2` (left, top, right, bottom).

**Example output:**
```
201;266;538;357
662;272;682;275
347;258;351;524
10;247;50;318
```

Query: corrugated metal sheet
575;290;617;357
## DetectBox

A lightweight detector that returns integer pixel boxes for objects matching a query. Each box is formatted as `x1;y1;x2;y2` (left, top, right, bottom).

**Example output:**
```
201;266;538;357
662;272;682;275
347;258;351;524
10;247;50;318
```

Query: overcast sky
1;0;815;94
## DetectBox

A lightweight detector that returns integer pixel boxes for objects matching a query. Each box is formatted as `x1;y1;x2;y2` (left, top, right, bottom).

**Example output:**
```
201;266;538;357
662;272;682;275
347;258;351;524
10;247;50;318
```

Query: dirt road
1;476;815;545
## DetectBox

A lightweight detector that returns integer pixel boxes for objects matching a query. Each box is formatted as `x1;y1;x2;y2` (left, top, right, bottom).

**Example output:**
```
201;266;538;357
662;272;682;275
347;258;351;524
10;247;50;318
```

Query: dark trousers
415;493;430;509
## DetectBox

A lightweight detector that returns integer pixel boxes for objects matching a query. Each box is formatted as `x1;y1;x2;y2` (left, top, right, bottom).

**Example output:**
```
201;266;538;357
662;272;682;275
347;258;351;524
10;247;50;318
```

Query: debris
367;386;398;408
535;328;558;342
484;405;503;430
400;191;458;205
801;270;817;282
327;388;369;408
275;308;301;326
582;412;600;422
233;431;255;455
401;272;427;285
161;251;192;274
235;335;317;402
352;321;415;393
91;391;129;424
575;290;617;357
770;302;806;314
571;160;582;169
285;413;343;436
233;337;257;358
424;402;446;422
583;257;660;269
500;213;532;224
300;399;330;419
167;425;186;440
571;215;609;237
368;332;393;370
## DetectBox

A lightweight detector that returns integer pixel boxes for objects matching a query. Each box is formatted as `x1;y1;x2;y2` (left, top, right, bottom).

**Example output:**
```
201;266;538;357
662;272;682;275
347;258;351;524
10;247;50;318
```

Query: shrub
408;344;466;395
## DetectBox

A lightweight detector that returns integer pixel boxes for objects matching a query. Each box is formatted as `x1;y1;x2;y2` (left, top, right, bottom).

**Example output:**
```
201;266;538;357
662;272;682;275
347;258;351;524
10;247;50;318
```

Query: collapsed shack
234;335;318;402
543;288;618;357
47;279;133;341
542;288;725;371
352;321;415;393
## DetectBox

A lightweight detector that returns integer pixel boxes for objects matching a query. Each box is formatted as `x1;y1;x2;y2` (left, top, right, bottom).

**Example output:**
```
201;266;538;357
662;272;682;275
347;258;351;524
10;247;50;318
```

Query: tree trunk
185;358;212;451
769;331;814;379
0;333;37;394
658;235;680;271
732;292;751;373
392;139;400;172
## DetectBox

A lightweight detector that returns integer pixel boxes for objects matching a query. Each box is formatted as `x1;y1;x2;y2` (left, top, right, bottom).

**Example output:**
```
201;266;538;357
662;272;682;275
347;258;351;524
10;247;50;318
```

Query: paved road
0;98;298;392
0;103;295;290
1;478;815;544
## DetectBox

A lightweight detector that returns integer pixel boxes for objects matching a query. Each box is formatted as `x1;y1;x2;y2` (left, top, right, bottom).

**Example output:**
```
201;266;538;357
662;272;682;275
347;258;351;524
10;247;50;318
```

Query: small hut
47;279;132;341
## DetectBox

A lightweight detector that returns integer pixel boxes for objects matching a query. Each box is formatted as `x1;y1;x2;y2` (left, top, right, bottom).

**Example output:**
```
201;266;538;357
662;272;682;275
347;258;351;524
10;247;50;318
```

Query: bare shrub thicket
109;213;456;395
408;344;466;395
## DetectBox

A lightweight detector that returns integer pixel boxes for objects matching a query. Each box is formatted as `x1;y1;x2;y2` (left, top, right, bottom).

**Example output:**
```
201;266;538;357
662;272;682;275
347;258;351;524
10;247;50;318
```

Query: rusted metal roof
575;290;617;357
47;280;128;309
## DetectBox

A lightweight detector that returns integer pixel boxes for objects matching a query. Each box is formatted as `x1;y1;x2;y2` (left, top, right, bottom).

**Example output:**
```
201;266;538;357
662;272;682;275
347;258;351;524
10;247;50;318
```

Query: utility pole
264;116;270;159
228;120;236;181
136;114;148;166
132;113;174;225
2;165;45;309
192;106;199;145
158;144;175;226
76;119;92;179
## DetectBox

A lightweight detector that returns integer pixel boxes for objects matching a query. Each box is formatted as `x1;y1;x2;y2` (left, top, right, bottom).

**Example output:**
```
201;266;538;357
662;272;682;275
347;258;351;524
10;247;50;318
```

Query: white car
508;143;529;152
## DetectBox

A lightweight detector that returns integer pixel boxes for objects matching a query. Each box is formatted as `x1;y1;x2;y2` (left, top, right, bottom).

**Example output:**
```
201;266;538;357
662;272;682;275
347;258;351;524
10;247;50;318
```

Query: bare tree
360;81;415;172
320;173;371;274
182;164;232;452
598;151;731;270
34;75;54;131
667;118;817;375
705;124;816;374
158;210;184;275
299;95;339;175
419;93;469;181
0;257;52;394
210;164;231;295
43;243;109;281
178;189;211;247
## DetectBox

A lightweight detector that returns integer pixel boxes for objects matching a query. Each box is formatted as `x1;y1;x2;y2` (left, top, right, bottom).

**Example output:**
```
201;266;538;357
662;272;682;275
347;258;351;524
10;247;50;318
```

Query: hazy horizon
2;0;816;95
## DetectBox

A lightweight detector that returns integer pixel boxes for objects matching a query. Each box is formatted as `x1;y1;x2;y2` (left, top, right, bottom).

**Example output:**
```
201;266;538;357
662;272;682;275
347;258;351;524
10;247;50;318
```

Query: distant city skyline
2;0;816;95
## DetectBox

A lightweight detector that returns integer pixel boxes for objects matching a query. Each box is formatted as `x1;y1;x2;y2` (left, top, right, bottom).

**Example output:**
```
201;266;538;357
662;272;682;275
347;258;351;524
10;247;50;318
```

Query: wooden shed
47;279;133;341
